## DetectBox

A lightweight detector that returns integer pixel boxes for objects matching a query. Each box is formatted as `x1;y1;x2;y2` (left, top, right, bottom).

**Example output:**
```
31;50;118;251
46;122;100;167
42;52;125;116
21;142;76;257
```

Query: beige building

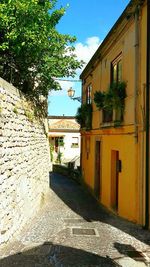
48;116;80;167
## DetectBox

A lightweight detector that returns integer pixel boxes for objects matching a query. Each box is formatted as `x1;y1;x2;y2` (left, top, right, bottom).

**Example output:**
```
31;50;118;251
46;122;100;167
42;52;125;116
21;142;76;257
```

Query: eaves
49;129;80;133
80;0;145;80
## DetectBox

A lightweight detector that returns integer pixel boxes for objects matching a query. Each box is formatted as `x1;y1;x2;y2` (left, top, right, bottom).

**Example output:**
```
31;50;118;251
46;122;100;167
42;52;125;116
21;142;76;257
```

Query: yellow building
79;0;150;228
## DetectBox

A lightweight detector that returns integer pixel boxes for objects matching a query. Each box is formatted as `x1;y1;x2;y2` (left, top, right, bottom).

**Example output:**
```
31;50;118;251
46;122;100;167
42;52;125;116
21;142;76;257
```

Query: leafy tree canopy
0;0;82;98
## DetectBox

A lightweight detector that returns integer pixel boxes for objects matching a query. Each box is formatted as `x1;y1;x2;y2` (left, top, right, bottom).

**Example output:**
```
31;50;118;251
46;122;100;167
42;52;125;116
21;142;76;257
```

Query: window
112;54;124;122
71;137;79;148
58;137;64;146
102;54;122;124
86;84;92;104
103;109;113;123
111;54;122;83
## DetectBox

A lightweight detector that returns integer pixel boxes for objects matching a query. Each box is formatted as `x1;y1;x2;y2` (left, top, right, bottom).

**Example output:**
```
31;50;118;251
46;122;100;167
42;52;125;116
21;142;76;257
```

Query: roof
49;119;80;131
48;115;75;119
80;0;145;79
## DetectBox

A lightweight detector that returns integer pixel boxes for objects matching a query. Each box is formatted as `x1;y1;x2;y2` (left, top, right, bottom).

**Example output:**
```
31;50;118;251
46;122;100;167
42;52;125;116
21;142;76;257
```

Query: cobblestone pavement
0;172;150;267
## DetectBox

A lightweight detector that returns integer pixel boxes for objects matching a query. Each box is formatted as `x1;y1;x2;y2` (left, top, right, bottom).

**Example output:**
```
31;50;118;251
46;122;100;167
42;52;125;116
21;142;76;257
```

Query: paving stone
116;257;147;267
0;172;150;266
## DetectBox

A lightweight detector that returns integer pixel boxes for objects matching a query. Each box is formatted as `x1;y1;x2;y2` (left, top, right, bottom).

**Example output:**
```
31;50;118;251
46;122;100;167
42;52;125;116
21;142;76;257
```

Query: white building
48;116;80;167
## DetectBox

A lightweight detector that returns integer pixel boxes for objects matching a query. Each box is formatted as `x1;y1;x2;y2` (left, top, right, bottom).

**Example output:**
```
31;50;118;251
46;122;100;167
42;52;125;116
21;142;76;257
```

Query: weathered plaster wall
0;78;50;244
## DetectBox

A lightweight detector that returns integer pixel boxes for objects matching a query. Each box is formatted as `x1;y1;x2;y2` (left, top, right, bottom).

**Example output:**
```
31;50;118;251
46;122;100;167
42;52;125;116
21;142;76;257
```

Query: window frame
86;84;92;104
102;54;123;124
71;137;79;148
58;137;64;147
102;109;113;123
111;53;122;84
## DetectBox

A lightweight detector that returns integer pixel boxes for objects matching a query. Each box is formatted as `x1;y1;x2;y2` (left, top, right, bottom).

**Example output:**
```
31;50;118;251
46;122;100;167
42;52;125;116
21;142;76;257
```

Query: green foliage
50;143;54;162
71;143;79;148
0;0;83;100
76;103;93;130
94;81;127;116
94;90;113;111
58;138;64;147
56;151;63;164
24;110;34;122
94;91;105;110
103;90;113;111
109;81;127;110
13;106;18;114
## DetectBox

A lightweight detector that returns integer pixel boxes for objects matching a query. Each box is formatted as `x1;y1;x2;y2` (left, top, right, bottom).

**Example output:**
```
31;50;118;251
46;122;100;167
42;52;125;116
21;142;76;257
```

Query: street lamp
67;87;81;102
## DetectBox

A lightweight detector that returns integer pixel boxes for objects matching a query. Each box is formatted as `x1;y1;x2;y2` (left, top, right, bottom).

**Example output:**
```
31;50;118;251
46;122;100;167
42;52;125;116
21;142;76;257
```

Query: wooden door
94;141;101;199
111;150;119;211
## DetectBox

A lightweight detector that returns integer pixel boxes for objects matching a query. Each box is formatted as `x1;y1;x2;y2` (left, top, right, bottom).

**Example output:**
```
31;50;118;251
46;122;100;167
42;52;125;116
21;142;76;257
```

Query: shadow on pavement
50;172;150;247
114;242;148;263
0;241;118;267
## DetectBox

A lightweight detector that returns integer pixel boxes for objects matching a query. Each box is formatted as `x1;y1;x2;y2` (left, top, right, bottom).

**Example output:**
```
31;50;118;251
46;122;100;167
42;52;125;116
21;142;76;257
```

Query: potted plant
111;81;127;123
94;81;127;125
94;90;113;123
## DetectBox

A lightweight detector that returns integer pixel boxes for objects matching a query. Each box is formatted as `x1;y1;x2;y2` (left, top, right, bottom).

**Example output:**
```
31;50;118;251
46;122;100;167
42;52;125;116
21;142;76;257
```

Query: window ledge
114;121;123;128
81;127;92;131
100;122;114;128
100;121;123;128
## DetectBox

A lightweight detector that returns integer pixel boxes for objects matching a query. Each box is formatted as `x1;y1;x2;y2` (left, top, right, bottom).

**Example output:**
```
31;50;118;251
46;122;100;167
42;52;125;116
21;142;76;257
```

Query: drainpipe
134;6;139;143
144;0;150;230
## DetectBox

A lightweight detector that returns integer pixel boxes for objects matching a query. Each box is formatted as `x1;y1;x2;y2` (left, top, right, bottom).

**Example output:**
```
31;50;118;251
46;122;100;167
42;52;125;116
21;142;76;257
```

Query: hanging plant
76;106;84;126
94;81;127;122
94;90;113;111
50;143;54;162
103;90;113;111
109;81;127;111
94;91;105;110
76;103;92;130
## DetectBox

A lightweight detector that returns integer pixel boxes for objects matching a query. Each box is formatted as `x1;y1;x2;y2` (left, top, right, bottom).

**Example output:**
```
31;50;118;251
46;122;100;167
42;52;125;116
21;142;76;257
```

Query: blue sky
48;0;130;116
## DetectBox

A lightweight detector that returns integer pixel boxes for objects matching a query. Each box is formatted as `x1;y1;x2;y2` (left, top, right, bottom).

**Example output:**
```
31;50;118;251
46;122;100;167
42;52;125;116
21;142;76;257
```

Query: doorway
111;150;119;211
94;141;101;199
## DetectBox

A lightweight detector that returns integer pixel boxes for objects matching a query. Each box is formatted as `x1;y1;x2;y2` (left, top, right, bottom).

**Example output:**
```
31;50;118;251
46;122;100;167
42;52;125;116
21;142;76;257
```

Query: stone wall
0;78;50;244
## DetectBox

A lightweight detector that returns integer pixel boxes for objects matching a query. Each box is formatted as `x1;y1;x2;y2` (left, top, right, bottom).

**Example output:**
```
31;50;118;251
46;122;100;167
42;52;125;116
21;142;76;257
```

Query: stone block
0;78;49;245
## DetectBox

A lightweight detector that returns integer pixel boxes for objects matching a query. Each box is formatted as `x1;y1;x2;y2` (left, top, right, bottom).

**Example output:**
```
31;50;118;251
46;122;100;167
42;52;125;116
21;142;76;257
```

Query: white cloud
75;36;101;67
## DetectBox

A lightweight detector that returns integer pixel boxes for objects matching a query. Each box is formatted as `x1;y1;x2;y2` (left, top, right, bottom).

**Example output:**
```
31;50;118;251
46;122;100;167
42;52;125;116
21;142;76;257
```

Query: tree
0;0;82;98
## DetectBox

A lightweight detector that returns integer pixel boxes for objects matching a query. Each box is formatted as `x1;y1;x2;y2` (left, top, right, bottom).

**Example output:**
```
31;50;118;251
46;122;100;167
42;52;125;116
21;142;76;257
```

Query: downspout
145;0;150;230
134;6;139;143
80;81;83;172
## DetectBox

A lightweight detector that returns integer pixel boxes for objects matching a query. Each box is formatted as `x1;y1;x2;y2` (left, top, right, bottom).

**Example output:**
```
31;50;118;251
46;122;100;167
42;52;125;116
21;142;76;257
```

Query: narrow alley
0;172;150;267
